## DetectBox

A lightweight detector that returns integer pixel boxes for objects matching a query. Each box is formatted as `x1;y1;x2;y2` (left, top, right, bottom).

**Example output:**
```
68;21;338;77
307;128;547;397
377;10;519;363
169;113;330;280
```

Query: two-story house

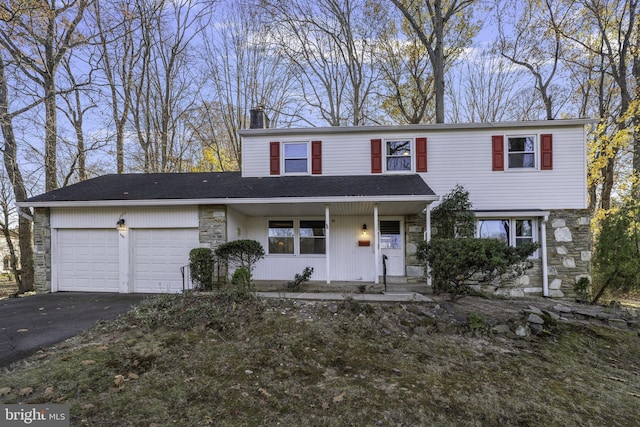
19;114;594;298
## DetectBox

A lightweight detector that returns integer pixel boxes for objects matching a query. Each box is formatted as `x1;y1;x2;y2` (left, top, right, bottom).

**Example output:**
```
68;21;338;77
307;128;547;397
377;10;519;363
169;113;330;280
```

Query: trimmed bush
417;238;538;299
215;240;265;290
189;248;214;290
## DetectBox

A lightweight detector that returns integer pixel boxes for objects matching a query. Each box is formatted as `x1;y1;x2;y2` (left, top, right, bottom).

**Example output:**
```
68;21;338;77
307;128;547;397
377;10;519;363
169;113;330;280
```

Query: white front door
379;219;404;276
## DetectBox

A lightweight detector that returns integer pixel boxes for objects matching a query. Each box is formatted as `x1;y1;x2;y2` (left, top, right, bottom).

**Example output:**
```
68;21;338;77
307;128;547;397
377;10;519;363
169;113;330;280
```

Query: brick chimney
249;106;270;129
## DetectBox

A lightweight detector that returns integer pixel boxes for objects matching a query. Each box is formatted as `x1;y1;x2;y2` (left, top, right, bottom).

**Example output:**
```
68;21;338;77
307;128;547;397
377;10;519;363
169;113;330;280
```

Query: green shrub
592;198;640;304
230;266;252;293
417;238;538;300
287;266;314;290
574;277;591;303
431;184;476;239
215;240;265;290
189;248;214;290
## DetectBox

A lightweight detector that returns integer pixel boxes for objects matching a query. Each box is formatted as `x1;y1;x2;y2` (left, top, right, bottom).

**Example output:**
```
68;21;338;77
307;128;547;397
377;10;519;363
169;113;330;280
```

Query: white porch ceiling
226;200;431;217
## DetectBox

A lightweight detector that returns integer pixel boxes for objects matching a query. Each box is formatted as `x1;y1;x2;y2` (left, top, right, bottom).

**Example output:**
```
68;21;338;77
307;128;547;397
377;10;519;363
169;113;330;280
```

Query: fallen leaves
43;386;55;398
0;387;11;396
258;388;272;398
332;391;346;403
18;387;33;397
81;359;96;366
16;328;28;333
111;372;141;392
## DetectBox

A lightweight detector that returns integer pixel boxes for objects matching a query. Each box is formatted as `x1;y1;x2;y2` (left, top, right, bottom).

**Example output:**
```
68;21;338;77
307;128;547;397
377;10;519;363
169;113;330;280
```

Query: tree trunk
0;55;34;293
44;74;58;191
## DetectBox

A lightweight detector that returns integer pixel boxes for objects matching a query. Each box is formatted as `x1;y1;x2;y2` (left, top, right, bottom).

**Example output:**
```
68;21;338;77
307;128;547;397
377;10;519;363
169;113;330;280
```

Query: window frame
506;134;537;170
267;218;326;256
282;141;310;175
476;217;538;258
384;138;414;173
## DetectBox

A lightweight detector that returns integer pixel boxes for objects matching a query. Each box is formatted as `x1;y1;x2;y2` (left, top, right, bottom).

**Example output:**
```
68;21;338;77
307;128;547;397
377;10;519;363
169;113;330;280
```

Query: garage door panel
132;229;198;293
57;230;119;292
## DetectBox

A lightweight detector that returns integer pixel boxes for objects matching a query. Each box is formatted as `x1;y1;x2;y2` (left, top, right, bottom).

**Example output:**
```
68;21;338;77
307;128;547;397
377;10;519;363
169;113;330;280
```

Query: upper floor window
508;136;536;169
386;140;412;172
283;142;308;174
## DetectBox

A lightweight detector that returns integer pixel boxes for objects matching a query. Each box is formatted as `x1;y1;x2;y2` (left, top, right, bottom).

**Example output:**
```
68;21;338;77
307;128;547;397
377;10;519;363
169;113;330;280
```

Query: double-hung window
477;218;536;255
268;219;326;255
507;136;536;169
385;140;412;172
269;220;294;254
283;142;309;174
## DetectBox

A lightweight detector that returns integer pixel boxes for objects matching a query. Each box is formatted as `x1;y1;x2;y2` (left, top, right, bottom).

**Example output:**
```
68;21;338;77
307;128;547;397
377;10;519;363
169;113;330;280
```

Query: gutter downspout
18;208;33;222
541;214;549;297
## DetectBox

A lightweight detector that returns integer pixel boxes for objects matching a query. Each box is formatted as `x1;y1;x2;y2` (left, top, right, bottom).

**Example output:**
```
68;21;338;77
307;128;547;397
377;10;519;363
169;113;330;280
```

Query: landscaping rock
553;304;573;313
527;313;545;325
491;324;510;334
607;319;629;330
542;310;561;321
515;325;529;337
526;305;544;315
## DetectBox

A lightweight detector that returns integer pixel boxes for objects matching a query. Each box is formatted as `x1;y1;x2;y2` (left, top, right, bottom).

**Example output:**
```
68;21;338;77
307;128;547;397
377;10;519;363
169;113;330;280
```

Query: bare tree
0;0;91;191
0;170;20;287
447;50;526;123
494;0;571;120
94;0;140;174
376;16;434;124
0;53;33;293
127;0;212;172
260;0;385;126
390;0;478;124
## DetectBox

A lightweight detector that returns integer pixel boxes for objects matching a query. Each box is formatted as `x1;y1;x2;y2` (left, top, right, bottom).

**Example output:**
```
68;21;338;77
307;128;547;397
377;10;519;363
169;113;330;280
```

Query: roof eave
238;119;598;137
18;194;440;209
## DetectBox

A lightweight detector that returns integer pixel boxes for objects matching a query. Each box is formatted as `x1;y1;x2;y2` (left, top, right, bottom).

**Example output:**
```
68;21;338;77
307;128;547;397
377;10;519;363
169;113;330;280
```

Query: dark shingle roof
22;172;435;203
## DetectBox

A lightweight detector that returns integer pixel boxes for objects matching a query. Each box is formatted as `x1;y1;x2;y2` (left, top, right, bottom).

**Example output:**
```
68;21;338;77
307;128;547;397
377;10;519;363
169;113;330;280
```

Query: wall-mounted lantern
358;223;370;246
116;218;126;231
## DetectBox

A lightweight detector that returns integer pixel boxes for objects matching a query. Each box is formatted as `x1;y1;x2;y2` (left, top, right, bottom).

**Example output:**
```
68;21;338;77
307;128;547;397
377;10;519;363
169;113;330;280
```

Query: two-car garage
51;207;200;293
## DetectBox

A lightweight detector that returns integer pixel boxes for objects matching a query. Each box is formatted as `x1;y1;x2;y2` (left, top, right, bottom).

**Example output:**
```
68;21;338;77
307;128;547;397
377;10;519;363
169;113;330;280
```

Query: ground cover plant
1;293;639;426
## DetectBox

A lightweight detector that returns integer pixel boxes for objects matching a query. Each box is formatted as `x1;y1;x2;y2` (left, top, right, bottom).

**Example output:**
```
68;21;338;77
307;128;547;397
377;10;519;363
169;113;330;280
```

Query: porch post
374;204;379;284
325;205;331;284
425;203;432;288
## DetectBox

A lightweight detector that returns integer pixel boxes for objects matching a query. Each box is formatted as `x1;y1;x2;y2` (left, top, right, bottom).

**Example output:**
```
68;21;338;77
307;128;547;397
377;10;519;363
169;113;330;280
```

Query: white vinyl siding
240;124;588;210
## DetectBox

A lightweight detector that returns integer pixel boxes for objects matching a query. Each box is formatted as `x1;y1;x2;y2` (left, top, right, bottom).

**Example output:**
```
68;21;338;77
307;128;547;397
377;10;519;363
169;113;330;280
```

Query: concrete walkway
257;291;432;302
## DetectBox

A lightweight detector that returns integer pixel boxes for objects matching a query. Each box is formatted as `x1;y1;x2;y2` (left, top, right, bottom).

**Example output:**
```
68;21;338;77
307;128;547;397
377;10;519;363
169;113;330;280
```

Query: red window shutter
269;141;280;175
492;135;504;171
371;139;382;173
416;137;427;172
540;134;553;170
311;140;322;174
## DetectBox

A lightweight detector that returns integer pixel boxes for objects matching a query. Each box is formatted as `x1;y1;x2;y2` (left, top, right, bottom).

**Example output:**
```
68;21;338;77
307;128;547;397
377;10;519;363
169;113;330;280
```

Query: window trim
267;218;326;256
505;134;538;171
383;138;414;173
282;141;310;175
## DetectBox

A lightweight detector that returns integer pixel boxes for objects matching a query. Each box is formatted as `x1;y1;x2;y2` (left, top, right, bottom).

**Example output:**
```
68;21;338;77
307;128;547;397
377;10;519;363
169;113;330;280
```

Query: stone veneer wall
546;209;591;298
404;209;591;299
198;205;227;248
33;207;51;293
405;213;426;281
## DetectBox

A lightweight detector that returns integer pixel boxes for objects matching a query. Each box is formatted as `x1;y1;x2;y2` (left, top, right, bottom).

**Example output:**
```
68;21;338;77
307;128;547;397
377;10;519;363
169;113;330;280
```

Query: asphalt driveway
0;292;146;368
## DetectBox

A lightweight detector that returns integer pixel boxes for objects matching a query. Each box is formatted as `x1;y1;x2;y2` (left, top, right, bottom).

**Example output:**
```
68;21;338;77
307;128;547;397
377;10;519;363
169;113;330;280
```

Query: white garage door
57;229;119;292
131;228;199;293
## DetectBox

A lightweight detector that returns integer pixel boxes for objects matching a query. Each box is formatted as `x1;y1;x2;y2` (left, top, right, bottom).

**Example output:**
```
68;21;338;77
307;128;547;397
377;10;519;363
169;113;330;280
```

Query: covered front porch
225;197;438;286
